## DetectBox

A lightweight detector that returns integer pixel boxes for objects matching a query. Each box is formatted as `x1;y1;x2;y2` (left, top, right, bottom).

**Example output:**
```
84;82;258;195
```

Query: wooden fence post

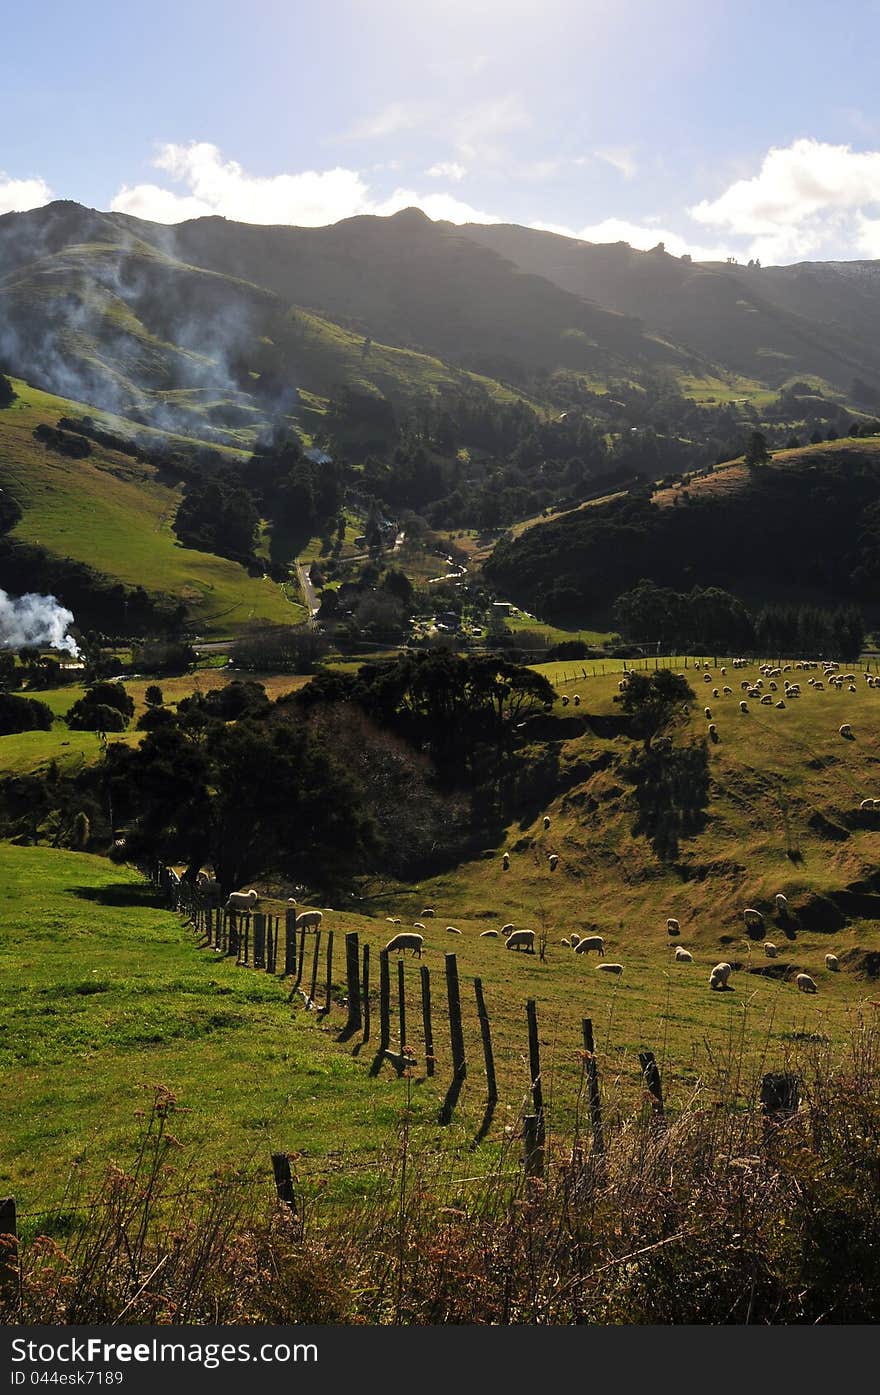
761;1072;800;1144
241;911;251;966
323;930;334;1012
345;932;362;1033
582;1018;605;1156
309;929;322;1007
526;998;545;1144
474;978;497;1103
271;1155;296;1214
294;924;307;990
523;1115;545;1179
362;944;371;1042
0;1196;16;1295
253;912;266;970
420;964;434;1076
445;952;467;1083
284;908;298;977
639;1050;665;1120
397;958;407;1053
227;909;238;959
379;950;391;1053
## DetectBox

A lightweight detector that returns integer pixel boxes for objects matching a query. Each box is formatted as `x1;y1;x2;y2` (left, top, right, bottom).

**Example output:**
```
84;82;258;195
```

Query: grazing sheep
412;921;426;932
596;962;623;975
824;953;839;972
709;961;732;990
574;935;605;956
743;908;765;930
420;908;436;917
764;942;779;958
703;673;712;683
548;853;559;870
562;696;569;706
839;723;854;738
386;916;400;923
674;946;694;962
569;933;581;948
740;701;749;713
446;925;462;934
708;723;719;741
704;706;712;718
504;928;536;953
723;686;733;695
295;909;323;932
543;815;551;830
760;694;772;705
225;889;259;912
196;873;224;905
573;694;581;706
776;700;786;709
385;932;424;957
712;688;720;698
796;972;818;993
480;929;499;938
775;893;788;914
560;938;570;947
502;853;510;870
859;798;875;812
666;918;681;936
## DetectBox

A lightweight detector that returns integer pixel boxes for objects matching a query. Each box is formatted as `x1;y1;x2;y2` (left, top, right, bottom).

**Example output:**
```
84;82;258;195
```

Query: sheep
839;723;853;738
569;933;581;948
723;686;733;695
446;925;462;935
573;694;581;706
502;852;510;870
386;916;402;924
666;917;681;936
548;853;559;870
562;696;569;706
712;688;720;698
560;938;570;947
501;923;515;936
674;946;694;962
703;673;712;683
760;694;773;705
420;908;436;918
480;929;499;938
704;706;712;719
775;893;788;914
574;935;605;956
763;941;779;958
543;815;551;830
709;961;732;990
196;872;224;905
776;700;786;709
596;962;623;975
412;921;426;932
796;972;818;993
504;928;536;953
824;953;840;972
295;909;323;932
708;722;718;740
720;667;727;675
740;701;749;713
743;907;765;929
385;932;424;957
225;889;259;912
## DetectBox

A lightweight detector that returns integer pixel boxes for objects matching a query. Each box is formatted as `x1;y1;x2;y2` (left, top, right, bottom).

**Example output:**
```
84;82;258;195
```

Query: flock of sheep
194;654;872;1010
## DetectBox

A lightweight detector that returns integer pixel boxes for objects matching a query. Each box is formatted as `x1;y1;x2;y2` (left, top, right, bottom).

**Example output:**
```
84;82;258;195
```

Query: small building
492;601;513;617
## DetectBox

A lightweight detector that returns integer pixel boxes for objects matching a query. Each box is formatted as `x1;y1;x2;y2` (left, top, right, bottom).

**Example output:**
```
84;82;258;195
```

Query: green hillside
0;379;305;635
485;436;880;622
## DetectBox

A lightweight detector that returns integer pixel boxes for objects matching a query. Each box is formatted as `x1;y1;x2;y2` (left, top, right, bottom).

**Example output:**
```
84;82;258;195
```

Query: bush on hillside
0;692;54;735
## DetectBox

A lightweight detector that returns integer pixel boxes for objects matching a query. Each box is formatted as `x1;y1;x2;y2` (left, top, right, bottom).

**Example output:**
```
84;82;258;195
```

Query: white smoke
0;589;79;655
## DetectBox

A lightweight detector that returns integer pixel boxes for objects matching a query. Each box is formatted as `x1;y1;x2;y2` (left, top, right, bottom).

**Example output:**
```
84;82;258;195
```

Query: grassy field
0;380;306;635
4;655;880;1224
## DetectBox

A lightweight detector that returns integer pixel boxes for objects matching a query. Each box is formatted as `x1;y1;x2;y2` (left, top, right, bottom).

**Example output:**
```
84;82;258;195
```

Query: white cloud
454;94;530;163
0;173;53;216
425;161;467;181
348;101;431;139
110;142;499;227
595;147;638;180
532;216;735;262
856;212;880;257
690;138;880;262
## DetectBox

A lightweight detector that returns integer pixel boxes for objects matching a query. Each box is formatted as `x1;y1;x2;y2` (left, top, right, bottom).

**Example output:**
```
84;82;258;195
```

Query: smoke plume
0;589;79;654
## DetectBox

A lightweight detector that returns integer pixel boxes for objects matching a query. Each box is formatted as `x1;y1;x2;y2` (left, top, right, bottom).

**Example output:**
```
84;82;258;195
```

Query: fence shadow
68;883;163;909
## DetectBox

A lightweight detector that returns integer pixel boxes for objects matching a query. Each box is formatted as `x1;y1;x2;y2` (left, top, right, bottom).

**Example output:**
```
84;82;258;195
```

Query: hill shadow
624;742;710;862
68;883;164;909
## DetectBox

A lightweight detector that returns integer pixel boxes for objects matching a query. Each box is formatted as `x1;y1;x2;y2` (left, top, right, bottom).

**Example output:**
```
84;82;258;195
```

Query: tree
144;684;164;708
0;374;15;408
615;669;694;752
744;430;771;468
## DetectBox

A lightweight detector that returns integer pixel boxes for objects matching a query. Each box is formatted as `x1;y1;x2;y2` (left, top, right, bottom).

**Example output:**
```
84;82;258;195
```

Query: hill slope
485;437;880;620
0;379;304;635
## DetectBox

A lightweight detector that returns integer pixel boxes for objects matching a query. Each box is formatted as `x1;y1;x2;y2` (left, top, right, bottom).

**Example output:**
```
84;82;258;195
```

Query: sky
3;0;880;263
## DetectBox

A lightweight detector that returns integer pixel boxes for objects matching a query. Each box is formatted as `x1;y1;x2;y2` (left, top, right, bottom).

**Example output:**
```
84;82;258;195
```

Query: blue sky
3;0;880;262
